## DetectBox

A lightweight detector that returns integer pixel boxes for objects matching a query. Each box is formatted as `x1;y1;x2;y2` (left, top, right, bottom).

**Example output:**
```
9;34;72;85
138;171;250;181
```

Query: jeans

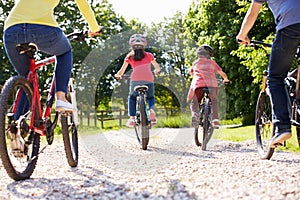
128;81;155;116
4;24;72;93
268;23;300;134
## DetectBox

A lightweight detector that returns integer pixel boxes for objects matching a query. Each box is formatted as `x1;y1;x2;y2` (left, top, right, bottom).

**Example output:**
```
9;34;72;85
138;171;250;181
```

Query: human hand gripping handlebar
66;27;102;41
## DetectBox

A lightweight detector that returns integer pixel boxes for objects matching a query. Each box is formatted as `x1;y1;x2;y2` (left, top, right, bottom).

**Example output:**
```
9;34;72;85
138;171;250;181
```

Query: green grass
219;125;300;153
219;125;255;142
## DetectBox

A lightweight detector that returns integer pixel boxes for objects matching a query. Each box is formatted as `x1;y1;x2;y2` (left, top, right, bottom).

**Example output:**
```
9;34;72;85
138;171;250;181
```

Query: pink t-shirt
125;52;154;82
187;57;222;101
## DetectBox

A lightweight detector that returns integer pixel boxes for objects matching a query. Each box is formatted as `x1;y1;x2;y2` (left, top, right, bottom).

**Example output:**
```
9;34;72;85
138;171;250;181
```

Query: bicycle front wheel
255;91;275;159
0;76;40;180
61;81;79;167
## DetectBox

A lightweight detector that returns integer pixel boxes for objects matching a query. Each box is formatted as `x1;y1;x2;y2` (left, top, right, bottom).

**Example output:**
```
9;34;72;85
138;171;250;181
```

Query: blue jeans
128;81;155;116
268;23;300;134
4;24;72;93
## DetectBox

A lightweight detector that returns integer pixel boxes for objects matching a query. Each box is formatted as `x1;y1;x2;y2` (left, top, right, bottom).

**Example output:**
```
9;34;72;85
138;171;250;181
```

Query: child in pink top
187;45;229;128
115;34;160;127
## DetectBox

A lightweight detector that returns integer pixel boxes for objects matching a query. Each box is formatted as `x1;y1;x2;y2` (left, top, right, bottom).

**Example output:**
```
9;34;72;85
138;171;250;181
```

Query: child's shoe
126;118;135;128
212;119;220;129
150;110;157;125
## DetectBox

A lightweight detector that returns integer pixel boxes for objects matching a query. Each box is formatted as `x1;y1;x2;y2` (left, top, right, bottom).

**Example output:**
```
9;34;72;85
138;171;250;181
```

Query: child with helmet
115;34;160;127
187;44;229;128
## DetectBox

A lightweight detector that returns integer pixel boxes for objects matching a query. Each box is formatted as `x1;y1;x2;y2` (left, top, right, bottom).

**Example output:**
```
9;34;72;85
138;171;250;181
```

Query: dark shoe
269;132;292;148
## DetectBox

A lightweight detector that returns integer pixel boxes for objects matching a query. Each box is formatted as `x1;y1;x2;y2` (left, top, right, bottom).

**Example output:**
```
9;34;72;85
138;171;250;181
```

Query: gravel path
0;128;300;200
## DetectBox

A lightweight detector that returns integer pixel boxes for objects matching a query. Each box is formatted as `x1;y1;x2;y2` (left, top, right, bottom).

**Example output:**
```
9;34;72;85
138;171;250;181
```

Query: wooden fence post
101;110;104;128
119;109;122;127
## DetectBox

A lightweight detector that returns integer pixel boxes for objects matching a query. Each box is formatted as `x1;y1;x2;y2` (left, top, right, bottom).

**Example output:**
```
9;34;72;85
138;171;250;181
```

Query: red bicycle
0;31;84;180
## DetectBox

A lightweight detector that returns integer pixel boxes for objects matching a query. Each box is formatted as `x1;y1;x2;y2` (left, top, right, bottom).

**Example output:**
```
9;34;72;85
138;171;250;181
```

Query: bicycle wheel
139;94;149;150
194;105;203;147
255;90;275;159
0;76;40;180
61;82;79;167
202;98;212;151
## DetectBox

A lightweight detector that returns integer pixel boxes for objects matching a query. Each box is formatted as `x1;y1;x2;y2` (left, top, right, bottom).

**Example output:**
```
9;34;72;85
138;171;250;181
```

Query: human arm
115;61;129;79
151;60;161;75
236;2;263;45
75;0;102;36
218;70;230;83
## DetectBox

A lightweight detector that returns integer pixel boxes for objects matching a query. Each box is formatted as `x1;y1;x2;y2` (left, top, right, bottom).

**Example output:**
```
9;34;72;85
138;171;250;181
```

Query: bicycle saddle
134;85;148;92
16;43;38;58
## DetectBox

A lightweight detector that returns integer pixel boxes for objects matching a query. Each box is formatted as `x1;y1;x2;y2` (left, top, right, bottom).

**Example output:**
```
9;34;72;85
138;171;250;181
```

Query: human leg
190;88;204;127
268;23;300;146
209;87;220;128
145;82;157;124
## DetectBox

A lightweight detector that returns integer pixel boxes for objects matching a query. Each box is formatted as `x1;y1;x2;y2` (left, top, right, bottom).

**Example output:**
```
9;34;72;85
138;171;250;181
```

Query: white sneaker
55;100;74;112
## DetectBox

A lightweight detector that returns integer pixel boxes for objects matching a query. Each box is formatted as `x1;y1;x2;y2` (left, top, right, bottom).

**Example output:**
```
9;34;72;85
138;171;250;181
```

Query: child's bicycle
193;80;228;150
0;31;86;180
116;74;151;150
251;40;300;159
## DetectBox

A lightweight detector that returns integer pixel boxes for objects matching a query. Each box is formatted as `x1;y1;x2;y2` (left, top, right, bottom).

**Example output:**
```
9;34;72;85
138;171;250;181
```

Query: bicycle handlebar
66;31;87;41
66;27;102;41
249;40;272;48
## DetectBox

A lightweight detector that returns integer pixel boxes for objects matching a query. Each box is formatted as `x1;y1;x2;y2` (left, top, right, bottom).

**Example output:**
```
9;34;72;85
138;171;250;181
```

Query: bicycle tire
255;91;275;159
296;127;300;147
194;104;203;147
0;76;40;180
139;94;149;150
202;98;212;151
134;113;142;144
61;83;79;167
194;127;201;146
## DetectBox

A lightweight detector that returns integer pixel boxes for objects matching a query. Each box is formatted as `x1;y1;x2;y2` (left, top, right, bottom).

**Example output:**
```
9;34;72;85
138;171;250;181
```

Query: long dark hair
133;48;145;61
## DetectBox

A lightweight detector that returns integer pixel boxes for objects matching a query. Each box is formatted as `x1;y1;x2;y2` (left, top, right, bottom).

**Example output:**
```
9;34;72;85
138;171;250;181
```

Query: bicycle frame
13;54;57;136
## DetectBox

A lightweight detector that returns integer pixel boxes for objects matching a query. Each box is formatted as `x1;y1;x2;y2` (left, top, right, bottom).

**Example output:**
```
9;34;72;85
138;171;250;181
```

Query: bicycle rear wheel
61;82;79;167
0;76;40;180
255;91;275;159
139;94;149;150
194;105;202;147
202;98;213;151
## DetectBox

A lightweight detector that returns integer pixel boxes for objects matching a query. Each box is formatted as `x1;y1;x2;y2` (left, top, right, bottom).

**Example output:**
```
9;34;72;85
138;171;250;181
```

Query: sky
108;0;194;25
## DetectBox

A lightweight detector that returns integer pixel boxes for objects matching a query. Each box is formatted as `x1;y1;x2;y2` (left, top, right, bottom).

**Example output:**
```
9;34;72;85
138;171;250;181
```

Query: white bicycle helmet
129;34;147;48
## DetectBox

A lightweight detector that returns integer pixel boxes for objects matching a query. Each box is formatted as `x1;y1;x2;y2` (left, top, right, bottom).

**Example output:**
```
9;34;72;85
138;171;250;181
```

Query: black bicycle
116;74;151;150
193;87;213;150
193;80;228;150
252;40;300;159
133;85;151;150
